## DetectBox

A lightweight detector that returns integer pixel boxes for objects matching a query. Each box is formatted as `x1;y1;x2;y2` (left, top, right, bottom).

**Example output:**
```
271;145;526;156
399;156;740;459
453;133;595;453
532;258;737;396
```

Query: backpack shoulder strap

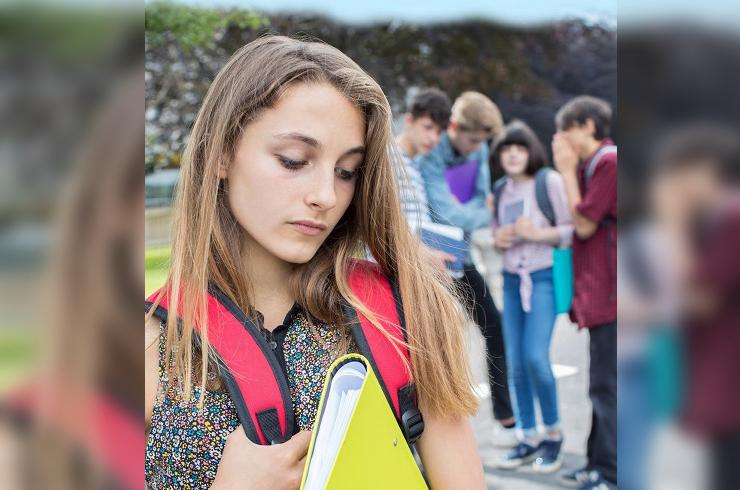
3;384;144;490
344;260;424;444
492;176;507;224
534;167;556;225
146;288;294;446
584;144;617;186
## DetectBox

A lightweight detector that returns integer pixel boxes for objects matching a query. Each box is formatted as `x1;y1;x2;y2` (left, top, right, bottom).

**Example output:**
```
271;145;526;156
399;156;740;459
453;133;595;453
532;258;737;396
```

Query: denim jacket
417;133;492;234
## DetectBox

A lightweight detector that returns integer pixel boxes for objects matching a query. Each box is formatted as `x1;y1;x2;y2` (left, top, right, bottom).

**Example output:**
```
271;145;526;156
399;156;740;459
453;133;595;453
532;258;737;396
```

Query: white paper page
309;388;340;472
304;361;366;490
314;369;364;487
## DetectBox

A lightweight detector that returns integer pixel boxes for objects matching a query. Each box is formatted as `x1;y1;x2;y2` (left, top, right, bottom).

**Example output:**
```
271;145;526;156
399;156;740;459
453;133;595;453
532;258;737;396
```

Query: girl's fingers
282;430;312;462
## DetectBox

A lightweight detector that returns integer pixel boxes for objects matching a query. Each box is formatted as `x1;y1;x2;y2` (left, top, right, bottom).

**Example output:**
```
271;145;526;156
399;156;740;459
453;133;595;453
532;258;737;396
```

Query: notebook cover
300;354;427;490
420;228;467;273
444;158;479;204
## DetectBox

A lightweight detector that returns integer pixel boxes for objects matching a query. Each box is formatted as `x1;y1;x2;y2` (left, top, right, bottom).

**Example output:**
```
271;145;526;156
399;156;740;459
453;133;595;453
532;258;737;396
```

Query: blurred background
0;3;143;488
1;0;738;488
618;15;740;490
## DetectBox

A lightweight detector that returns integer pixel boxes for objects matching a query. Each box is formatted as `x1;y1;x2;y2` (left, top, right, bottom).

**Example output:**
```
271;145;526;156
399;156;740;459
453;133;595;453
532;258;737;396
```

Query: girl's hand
514;217;541;241
494;225;516;250
212;427;312;490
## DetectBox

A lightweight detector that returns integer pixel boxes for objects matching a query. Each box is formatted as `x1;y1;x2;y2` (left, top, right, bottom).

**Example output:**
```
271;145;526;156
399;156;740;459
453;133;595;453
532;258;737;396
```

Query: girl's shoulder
540;166;564;183
543;167;567;192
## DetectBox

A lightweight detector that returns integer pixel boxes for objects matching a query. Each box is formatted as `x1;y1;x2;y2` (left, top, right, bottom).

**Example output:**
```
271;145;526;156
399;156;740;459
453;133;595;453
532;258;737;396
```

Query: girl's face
223;82;365;265
499;143;530;177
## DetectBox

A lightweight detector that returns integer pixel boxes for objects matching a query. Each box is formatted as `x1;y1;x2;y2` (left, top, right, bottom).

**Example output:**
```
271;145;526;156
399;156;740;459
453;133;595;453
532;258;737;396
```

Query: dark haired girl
491;120;573;472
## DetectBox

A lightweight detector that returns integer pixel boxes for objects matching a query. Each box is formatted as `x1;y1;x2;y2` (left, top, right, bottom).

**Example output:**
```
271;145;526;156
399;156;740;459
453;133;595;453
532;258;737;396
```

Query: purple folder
444;158;480;204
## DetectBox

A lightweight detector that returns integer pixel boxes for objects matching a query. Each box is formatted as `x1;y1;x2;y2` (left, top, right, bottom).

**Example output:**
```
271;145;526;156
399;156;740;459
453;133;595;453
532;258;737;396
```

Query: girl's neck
509;172;532;184
242;239;295;331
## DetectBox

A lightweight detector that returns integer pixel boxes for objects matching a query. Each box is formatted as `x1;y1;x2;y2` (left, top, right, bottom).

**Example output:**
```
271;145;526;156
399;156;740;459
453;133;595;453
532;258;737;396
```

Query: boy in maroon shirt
552;96;617;489
651;125;740;490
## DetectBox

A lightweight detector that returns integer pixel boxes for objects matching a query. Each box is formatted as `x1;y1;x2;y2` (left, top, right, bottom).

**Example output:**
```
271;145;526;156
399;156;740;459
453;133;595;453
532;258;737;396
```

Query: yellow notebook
299;354;428;490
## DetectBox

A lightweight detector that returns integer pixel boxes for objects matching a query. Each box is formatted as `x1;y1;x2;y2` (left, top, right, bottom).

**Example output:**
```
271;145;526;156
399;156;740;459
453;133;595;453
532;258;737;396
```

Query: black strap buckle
401;408;424;444
256;408;285;445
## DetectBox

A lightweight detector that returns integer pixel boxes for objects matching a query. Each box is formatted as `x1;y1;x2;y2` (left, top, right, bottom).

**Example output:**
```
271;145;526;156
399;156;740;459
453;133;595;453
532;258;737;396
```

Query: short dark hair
555;95;612;140
406;88;452;129
490;120;548;176
653;123;740;183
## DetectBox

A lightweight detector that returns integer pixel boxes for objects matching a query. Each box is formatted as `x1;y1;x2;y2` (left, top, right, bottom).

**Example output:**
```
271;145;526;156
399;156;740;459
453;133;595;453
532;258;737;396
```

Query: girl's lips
289;221;326;236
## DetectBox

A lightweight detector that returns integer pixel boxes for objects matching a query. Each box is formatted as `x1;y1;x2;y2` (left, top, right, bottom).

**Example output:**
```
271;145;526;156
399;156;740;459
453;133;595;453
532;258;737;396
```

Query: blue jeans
502;268;560;435
618;355;652;490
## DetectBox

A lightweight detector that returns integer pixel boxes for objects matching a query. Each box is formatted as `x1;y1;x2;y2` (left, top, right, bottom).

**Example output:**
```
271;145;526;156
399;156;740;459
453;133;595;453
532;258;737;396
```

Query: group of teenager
395;88;617;489
144;35;617;489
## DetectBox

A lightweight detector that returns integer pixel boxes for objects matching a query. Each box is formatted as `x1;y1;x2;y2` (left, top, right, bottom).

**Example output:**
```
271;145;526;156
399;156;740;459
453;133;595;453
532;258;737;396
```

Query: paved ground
468;245;591;489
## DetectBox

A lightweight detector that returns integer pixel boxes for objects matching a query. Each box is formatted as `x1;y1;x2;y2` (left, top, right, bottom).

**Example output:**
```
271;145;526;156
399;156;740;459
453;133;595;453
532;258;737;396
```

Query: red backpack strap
345;260;424;444
2;384;144;490
146;287;294;445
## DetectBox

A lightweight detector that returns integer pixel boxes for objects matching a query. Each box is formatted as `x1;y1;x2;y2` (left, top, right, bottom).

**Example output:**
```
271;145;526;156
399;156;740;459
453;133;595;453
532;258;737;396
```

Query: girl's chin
274;248;319;265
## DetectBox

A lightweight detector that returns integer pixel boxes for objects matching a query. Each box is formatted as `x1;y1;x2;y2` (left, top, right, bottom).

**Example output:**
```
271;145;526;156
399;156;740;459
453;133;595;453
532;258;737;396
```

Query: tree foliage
145;1;267;52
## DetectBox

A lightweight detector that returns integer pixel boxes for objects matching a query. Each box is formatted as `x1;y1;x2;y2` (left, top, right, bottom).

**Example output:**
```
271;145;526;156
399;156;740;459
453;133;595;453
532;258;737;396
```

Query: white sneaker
492;425;519;448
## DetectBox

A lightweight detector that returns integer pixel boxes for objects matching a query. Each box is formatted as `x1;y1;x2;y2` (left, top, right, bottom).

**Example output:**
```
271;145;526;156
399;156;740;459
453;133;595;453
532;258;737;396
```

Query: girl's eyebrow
340;146;366;159
274;131;365;159
274;131;320;147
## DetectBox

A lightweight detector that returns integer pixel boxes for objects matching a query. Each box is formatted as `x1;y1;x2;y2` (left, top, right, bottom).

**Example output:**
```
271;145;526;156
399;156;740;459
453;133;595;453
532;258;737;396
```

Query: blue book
500;198;528;226
420;222;468;276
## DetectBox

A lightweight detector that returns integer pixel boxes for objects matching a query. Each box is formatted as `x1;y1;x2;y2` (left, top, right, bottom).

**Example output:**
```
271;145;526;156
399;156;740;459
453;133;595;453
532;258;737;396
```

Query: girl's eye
335;167;358;181
276;155;307;170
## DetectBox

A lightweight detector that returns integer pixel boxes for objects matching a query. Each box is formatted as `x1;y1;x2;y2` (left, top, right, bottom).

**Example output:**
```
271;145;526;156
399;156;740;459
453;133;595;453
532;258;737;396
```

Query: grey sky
167;0;616;26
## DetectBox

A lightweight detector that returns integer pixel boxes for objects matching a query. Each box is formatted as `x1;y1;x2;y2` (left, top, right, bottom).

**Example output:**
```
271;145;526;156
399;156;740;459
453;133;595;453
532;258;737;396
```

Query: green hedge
145;246;170;296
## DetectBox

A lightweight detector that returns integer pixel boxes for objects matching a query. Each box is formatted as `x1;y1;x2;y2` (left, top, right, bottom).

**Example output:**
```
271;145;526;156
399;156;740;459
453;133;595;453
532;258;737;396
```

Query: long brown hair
147;35;478;419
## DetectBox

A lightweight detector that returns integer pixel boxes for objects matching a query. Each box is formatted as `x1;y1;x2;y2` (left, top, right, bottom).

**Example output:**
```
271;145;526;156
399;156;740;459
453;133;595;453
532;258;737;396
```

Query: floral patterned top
145;304;357;489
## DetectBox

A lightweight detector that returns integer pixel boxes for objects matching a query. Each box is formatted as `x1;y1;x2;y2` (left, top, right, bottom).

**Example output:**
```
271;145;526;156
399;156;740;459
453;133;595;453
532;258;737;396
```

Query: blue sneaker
532;437;563;473
579;474;611;490
558;468;591;487
496;441;540;469
558;468;609;489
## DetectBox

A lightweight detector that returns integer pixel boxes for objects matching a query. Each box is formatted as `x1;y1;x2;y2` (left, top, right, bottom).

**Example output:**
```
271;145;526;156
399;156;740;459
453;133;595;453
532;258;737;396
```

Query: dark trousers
710;435;740;490
456;266;514;422
587;321;618;483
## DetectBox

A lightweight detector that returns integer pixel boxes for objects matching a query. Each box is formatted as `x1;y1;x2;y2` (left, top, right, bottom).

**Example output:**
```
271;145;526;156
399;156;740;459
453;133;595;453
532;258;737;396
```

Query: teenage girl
145;36;486;489
491;120;573;472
